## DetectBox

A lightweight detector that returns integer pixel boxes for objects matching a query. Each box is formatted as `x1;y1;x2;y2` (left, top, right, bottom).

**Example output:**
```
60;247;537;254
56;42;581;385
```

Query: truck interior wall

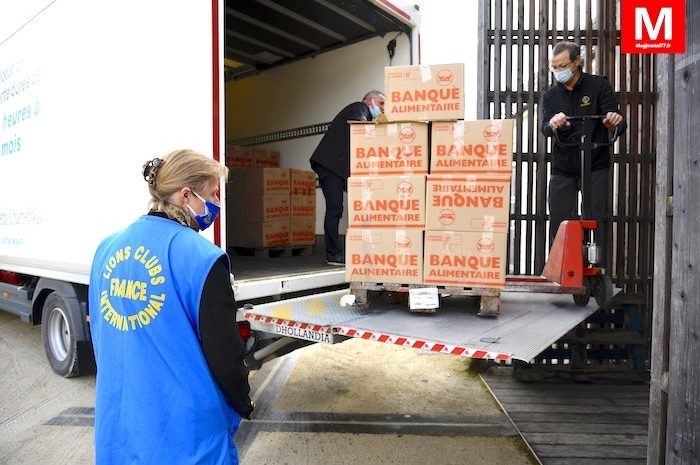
224;34;412;235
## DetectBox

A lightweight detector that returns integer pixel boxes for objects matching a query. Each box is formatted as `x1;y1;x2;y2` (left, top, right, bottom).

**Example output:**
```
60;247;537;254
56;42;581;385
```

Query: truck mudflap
244;289;601;363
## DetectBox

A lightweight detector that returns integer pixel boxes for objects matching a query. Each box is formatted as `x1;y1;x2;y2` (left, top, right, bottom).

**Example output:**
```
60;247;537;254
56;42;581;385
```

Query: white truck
0;0;599;377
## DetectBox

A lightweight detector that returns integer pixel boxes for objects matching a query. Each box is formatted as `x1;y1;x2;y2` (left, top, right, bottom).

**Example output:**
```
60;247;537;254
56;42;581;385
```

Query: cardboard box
384;63;465;121
243;168;289;197
349;122;429;175
348;175;426;229
230;220;290;248
252;148;280;167
423;230;507;288
425;175;510;233
226;191;290;224
290;219;315;245
431;120;514;175
227;168;246;194
225;146;253;168
290;169;316;195
246;194;290;223
346;229;423;285
291;194;316;219
228;167;289;195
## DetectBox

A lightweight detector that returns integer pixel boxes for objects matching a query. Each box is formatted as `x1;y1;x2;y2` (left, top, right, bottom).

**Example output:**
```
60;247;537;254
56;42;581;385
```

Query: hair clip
142;158;164;188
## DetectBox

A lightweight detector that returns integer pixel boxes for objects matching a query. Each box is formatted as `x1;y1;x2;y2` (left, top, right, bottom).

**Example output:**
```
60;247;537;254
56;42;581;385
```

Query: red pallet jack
506;114;620;307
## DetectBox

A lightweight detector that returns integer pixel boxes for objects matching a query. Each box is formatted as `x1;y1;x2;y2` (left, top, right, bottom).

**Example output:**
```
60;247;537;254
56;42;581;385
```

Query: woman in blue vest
89;149;254;465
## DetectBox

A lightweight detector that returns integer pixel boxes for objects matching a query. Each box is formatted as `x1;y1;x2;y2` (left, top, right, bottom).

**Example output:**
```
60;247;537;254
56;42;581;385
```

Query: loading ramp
244;289;601;363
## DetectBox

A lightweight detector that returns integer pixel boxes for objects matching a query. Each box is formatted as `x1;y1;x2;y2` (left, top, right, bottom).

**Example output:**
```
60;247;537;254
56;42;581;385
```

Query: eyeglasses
549;61;572;72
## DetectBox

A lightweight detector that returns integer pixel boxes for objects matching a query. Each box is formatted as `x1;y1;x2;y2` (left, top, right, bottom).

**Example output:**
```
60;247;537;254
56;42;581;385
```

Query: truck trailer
0;0;602;377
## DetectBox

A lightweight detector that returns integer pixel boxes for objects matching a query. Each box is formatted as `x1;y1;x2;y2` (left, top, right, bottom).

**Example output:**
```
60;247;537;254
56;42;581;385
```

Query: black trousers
548;169;609;265
311;162;346;257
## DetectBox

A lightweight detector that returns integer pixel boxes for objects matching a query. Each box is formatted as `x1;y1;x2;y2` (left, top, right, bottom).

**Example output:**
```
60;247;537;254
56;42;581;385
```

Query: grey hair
363;90;384;101
552;41;581;62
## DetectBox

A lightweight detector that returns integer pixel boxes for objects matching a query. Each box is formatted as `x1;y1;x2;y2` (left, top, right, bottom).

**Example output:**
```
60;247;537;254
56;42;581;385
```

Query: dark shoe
326;254;345;266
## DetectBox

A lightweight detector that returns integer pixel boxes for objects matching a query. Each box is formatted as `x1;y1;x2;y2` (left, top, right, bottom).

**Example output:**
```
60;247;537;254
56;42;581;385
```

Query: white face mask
369;101;381;119
554;67;574;84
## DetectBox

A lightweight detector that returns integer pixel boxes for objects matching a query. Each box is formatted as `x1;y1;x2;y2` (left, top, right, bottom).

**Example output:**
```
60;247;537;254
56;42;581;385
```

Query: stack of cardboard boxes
290;169;317;246
225;146;316;249
225;145;280;168
345;121;429;285
346;63;514;290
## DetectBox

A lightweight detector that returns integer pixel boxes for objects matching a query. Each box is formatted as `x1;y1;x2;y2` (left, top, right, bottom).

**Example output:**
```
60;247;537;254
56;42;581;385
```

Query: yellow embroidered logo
99;245;168;332
581;96;591;107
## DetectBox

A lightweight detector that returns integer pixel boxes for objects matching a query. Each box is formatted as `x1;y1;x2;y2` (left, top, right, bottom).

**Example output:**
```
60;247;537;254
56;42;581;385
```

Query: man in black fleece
310;90;385;265
541;41;626;265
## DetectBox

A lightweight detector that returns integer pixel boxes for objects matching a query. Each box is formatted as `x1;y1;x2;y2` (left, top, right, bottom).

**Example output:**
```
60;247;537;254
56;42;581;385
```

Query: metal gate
478;0;655;373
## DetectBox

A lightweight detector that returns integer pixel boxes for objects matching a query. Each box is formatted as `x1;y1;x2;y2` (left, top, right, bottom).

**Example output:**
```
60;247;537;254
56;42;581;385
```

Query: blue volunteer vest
89;215;241;465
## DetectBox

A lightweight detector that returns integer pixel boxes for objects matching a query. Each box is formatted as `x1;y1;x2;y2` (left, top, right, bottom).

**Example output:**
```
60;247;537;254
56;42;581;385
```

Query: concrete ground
0;310;537;465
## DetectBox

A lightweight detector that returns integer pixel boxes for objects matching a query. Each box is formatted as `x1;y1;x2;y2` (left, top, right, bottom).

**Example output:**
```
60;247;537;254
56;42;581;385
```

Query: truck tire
41;293;80;378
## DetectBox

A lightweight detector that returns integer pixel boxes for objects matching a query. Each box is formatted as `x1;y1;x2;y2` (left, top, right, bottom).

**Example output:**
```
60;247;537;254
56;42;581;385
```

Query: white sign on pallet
409;287;440;310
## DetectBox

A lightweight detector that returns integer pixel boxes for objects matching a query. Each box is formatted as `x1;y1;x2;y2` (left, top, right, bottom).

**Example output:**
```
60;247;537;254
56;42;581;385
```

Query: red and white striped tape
336;326;511;362
244;312;331;334
244;313;509;361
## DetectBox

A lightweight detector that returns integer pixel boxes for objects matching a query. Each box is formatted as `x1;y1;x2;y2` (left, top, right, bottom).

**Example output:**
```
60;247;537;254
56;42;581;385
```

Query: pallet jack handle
543;115;620;306
552;115;619;247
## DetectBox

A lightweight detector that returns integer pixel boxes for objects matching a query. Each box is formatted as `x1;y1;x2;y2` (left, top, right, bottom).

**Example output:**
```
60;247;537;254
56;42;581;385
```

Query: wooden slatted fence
478;0;655;374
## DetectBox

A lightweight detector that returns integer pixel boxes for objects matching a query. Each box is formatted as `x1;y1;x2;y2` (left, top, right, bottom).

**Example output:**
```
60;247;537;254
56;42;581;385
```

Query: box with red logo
229;167;290;196
345;229;423;285
349;122;429;175
252;148;280;167
347;175;426;229
290;169;316;195
228;191;290;224
228;168;246;194
225;146;253;168
246;195;289;223
230;220;290;248
291;194;316;219
430;120;514;175
384;63;465;122
290;219;315;245
425;175;511;233
423;230;507;288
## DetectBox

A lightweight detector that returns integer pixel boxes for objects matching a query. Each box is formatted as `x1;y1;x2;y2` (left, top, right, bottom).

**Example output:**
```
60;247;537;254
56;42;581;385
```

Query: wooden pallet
228;244;314;259
349;282;502;317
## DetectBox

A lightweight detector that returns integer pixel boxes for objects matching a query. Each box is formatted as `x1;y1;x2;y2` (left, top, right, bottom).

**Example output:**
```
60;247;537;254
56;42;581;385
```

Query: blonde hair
143;149;228;228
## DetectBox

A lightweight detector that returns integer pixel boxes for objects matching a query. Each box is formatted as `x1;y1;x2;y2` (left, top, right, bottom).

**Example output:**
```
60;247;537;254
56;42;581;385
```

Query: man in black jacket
541;41;625;266
310;90;385;265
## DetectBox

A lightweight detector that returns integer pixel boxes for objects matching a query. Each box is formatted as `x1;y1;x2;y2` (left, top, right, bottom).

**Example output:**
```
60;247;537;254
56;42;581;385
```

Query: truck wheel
41;293;80;378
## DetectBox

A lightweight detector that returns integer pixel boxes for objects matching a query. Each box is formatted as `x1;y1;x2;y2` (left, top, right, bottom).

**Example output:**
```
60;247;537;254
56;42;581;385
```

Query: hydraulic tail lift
243;290;602;367
242;115;621;366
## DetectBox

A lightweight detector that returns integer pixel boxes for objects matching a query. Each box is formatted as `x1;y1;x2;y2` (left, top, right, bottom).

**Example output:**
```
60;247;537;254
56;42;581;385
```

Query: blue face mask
186;190;220;230
369;103;381;119
554;67;573;84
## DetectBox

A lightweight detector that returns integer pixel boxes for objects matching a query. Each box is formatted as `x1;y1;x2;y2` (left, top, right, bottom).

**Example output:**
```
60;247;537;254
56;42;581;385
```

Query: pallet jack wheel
383;291;408;306
573;278;591;307
592;273;614;307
